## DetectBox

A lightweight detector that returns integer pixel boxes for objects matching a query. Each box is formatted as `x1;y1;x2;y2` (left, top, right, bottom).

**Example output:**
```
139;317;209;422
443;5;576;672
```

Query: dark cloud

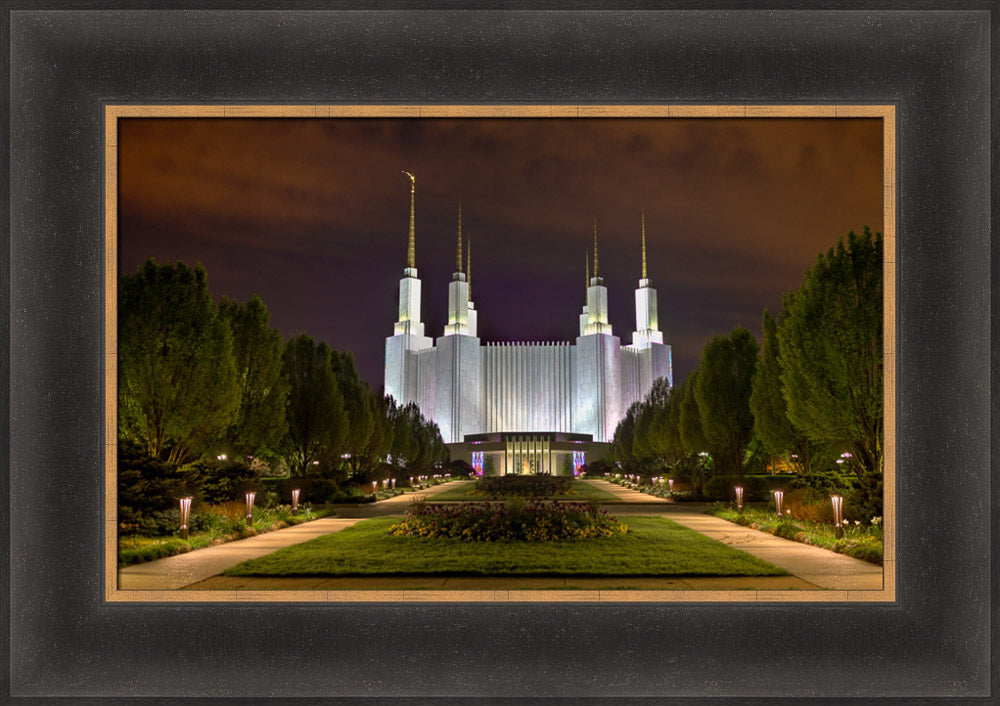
119;116;883;388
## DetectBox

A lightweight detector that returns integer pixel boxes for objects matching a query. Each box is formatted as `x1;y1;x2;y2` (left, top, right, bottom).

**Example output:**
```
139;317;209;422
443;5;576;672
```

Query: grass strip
224;516;788;578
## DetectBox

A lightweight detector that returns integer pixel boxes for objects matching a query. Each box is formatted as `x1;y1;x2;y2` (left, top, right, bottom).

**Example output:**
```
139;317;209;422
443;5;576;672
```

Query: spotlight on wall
291;488;300;513
774;490;784;518
735;486;744;513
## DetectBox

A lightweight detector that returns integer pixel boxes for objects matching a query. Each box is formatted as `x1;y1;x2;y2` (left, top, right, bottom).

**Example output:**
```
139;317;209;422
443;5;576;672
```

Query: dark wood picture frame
5;5;994;701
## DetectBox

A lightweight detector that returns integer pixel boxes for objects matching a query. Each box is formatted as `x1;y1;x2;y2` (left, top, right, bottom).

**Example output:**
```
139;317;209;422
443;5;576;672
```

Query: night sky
118;117;883;389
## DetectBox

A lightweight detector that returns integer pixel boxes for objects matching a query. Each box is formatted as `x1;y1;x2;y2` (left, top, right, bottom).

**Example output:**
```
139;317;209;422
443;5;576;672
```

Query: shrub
185;458;259;504
472;475;573;498
388;499;627;541
702;475;771;502
118;441;195;536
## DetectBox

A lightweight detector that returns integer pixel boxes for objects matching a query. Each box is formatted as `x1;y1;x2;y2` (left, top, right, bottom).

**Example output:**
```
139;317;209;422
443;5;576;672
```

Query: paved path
118;481;462;590
582;479;883;590
581;478;672;504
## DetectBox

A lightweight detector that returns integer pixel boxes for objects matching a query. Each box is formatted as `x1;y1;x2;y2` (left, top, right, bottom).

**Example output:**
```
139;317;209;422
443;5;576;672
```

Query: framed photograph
106;104;894;605
6;5;993;702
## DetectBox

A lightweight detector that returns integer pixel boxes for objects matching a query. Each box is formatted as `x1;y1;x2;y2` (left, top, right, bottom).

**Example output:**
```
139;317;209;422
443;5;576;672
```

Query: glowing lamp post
371;480;378;494
391;478;396;490
774;490;784;518
245;492;255;524
831;495;844;537
382;479;389;490
291;488;300;513
735;486;744;513
668;478;674;494
179;497;192;539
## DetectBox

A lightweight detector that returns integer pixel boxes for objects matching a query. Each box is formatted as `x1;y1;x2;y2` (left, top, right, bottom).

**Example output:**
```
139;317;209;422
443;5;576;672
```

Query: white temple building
384;173;672;475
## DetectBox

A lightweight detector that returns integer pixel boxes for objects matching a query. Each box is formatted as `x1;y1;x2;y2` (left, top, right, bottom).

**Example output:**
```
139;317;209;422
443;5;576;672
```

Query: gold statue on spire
456;202;463;274
593;218;599;278
641;211;647;279
403;171;416;268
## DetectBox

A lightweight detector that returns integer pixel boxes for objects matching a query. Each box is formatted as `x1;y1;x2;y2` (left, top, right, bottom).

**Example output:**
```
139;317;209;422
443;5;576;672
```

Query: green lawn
224;516;788;577
430;479;621;502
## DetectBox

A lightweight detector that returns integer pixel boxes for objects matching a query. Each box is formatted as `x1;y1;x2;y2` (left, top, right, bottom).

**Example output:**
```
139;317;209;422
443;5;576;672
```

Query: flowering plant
388;498;627;541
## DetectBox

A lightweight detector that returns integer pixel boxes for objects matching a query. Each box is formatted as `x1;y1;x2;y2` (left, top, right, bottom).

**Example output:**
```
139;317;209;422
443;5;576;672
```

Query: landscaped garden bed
388;499;627;541
706;505;883;565
118;503;330;567
223;516;789;577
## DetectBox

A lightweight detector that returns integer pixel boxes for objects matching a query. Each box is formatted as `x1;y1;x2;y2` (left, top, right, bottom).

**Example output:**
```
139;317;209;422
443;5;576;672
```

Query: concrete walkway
581;478;672;504
582;479;883;590
118;481;462;590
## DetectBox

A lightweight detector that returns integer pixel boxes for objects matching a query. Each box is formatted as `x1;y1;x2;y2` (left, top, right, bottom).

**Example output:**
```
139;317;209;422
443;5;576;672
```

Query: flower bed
470;475;575;497
388;498;627;541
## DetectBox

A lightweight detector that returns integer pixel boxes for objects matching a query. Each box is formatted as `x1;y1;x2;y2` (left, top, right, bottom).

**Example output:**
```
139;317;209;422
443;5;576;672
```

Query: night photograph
114;110;886;596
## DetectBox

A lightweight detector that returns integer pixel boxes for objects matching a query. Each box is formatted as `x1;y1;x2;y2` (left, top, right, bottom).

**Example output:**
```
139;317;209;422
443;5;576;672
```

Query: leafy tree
118;259;239;465
750;310;795;458
778;227;883;516
360;392;393;472
694;326;759;476
643;377;673;459
217;295;288;462
661;378;687;465
280;334;348;476
678;369;706;456
610;402;640;466
750;309;834;475
330;351;375;475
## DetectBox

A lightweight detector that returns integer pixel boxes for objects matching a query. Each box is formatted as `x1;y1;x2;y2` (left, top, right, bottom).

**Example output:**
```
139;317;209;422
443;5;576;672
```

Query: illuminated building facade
384;174;672;473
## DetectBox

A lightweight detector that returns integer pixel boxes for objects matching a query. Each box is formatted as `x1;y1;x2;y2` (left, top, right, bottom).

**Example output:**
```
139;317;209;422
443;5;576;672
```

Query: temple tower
384;172;433;405
435;203;483;443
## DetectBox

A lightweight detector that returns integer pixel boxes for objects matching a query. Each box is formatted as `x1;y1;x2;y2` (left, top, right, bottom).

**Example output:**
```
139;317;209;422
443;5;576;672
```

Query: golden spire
403;171;416;268
585;248;590;289
641;211;647;279
466;236;471;298
456;202;463;274
593;218;599;278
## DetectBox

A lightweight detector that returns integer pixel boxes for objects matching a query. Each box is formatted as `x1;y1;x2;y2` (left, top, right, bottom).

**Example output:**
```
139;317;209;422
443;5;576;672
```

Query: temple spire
466;236;471;298
641;211;647;279
585;248;590;289
456;202;463;274
593;218;599;278
403;171;416;268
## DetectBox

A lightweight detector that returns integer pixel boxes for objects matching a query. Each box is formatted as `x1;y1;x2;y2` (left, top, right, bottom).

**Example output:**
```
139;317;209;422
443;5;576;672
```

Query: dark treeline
118;259;448;489
607;228;883;519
